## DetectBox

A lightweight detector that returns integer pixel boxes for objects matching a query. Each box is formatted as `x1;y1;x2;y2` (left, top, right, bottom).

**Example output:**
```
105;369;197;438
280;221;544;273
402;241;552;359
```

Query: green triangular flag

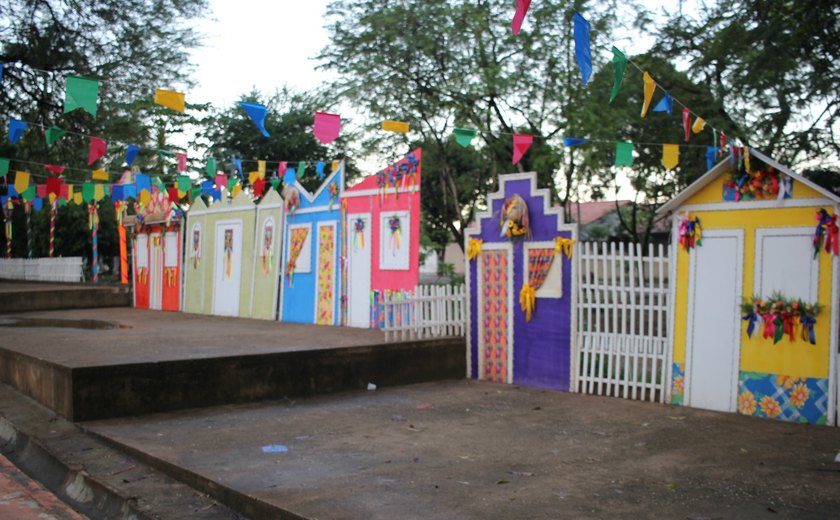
271;178;281;191
151;176;165;191
0;158;9;178
45;126;66;146
177;175;191;193
610;47;627;103
82;182;95;203
297;161;306;179
227;178;237;191
157;149;174;158
615;141;634;167
191;186;201;200
64;75;99;116
22;185;36;202
206;157;216;177
453;128;477;148
58;197;67;207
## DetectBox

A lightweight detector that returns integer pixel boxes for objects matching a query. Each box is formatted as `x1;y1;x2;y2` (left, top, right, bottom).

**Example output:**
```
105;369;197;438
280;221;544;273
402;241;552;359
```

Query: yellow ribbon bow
467;238;483;261
555;237;575;259
519;284;536;322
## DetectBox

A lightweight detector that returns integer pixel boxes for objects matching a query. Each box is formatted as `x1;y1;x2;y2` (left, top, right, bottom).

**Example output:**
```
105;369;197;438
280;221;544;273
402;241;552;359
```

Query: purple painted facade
466;173;577;391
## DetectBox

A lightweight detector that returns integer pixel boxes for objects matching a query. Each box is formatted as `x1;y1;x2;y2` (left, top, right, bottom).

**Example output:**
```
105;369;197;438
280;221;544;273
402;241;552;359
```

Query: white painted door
149;233;162;310
686;229;744;412
213;221;243;316
348;214;372;327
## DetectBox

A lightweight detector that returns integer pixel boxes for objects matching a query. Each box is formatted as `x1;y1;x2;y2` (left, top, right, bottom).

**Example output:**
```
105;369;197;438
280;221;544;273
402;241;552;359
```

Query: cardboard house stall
183;192;257;318
250;189;284;320
659;148;839;425
279;161;345;325
343;150;422;328
465;172;578;390
127;191;183;311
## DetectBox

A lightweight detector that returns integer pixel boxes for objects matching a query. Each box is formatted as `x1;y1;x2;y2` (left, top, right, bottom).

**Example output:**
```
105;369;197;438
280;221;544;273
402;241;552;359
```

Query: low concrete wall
0;285;131;314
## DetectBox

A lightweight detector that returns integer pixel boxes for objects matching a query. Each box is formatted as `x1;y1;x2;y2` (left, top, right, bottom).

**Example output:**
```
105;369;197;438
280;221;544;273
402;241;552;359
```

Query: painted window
524;242;563;298
754;227;819;301
164;232;179;267
380;210;410;270
136;234;149;268
287;223;312;273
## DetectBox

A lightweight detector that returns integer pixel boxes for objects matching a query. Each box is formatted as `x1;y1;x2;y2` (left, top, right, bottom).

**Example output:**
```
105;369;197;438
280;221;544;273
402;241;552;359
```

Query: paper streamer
239;101;270;137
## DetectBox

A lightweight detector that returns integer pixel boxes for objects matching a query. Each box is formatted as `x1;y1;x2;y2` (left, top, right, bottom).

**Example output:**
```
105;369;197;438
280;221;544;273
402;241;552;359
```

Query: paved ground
83;380;840;520
0;453;87;520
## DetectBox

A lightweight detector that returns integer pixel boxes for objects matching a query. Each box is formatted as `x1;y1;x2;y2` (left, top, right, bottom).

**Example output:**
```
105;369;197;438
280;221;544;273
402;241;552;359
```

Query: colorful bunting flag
0;64;3;85
9;118;27;144
512;134;533;165
563;137;588;147
249;171;260;185
125;145;140;166
94;183;105;201
511;0;531;35
214;172;227;190
610;47;627;103
313;112;341;144
64;75;99;116
573;13;592;86
283;168;296;186
177;175;191;195
253;178;266;197
45;164;64;175
111;184;125;202
453;128;477;148
682;108;691;142
641;72;655;118
258;160;266;179
21;185;36;202
36;184;47;198
154;89;185;113
662;144;679;170
33;198;43;211
277;161;287;177
332;160;340;172
206;157;216;177
92;168;109;181
653;94;673;115
316;161;325;180
615;141;633;167
135;173;151;193
177;152;187;172
382;120;409;133
233;157;243;177
0;158;9;178
239;101;270;137
720;131;727;156
297;161;306;179
14;171;29;194
82;182;95;203
706;147;718;170
88;137;106;165
45;125;66;146
692;117;706;134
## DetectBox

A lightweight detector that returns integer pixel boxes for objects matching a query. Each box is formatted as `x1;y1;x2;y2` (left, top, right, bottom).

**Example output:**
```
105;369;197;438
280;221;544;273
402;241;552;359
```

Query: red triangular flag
720;132;727;156
177;152;187;172
45;164;65;175
36;184;47;198
682;108;691;143
512;0;532;35
88;137;106;165
167;187;179;202
253;178;266;197
46;177;61;197
313;112;341;144
512;134;533;165
214;172;227;190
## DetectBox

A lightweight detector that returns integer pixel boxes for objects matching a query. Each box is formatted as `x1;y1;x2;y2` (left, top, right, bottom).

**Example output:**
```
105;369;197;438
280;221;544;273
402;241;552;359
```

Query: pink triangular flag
215;172;227;190
313;112;341;144
512;134;533;165
45;164;65;175
88;137;107;165
36;184;47;198
512;0;532;35
277;161;287;177
177;152;187;172
682;107;691;143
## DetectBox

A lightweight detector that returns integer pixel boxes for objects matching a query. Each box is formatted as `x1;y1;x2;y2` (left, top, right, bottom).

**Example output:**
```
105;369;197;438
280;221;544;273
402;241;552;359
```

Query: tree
319;0;625;251
652;0;840;169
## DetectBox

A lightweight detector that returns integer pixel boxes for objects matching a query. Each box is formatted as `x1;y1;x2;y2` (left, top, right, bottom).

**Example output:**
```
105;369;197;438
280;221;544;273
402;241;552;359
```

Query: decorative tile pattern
481;250;509;383
316;226;335;325
738;371;828;425
671;362;685;406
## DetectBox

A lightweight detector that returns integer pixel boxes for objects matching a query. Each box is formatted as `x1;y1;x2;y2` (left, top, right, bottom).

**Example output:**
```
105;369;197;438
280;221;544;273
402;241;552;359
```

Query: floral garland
740;293;822;345
376;152;420;199
723;166;790;202
813;208;839;258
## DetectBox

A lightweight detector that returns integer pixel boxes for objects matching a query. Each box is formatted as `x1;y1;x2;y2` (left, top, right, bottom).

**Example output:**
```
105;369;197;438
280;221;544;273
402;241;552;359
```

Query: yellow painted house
658;149;839;425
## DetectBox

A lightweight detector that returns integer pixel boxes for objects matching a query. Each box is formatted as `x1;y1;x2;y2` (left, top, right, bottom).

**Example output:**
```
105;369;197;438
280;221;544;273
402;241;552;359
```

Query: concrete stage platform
0;308;465;421
0;281;130;313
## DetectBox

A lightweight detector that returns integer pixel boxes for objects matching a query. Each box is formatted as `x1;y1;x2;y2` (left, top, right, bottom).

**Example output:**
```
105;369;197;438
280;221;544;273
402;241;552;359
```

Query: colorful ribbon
761;313;776;340
519;284;536;322
554;237;575;259
800;316;817;345
742;313;758;338
467;237;482;261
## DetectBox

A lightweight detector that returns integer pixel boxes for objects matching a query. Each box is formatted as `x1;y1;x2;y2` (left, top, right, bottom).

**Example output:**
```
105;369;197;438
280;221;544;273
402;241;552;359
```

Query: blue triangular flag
315;161;325;180
134;173;151;193
33;197;43;211
0;64;4;85
125;145;140;166
124;184;137;199
111;184;125;202
573;13;592;86
8;118;27;144
706;146;718;170
0;196;7;205
7;185;17;197
211;188;222;201
233;157;243;178
200;179;214;195
239;101;270;137
284;168;296;186
653;94;673;115
563;137;588;147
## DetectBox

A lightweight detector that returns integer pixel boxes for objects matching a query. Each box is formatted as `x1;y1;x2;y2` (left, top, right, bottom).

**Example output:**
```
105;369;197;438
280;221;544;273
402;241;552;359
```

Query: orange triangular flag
641;71;656;118
662;144;679;170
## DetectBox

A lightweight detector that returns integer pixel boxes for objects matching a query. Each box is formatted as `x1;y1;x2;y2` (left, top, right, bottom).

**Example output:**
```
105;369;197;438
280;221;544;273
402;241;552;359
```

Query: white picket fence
0;257;85;282
576;242;670;403
381;284;467;341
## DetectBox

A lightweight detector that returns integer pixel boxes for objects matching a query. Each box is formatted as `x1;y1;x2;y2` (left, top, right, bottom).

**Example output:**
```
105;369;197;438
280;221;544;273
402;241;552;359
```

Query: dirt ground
83;380;840;520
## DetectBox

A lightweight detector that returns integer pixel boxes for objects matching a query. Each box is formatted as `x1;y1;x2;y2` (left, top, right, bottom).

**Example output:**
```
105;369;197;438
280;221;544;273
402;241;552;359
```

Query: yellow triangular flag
249;171;260;185
257;160;266;179
92;168;109;181
331;160;339;173
641;71;656;118
14;171;29;194
73;192;83;205
66;185;74;201
662;144;679;170
48;193;56;203
139;190;151;206
691;117;706;134
382;120;410;133
232;185;242;198
154;89;185;113
93;184;105;201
